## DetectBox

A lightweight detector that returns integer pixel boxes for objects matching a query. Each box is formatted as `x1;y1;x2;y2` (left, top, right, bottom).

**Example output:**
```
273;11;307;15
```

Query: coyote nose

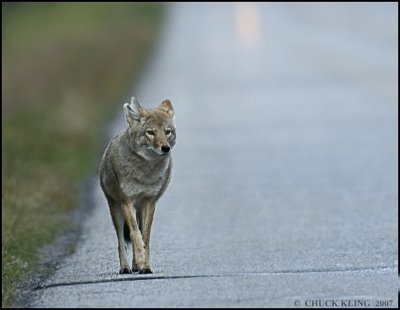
161;145;170;153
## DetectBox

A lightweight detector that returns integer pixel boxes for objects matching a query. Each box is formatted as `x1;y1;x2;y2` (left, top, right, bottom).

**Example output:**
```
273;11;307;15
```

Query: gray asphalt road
29;3;398;307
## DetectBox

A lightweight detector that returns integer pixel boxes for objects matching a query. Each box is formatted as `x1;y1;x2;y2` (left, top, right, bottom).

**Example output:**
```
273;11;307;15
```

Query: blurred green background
2;2;164;306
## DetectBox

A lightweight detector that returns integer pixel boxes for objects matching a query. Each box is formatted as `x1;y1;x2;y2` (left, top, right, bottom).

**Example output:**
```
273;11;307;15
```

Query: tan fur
99;97;176;274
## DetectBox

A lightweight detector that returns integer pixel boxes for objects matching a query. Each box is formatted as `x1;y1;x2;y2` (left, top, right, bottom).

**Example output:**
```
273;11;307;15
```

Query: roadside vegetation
2;3;164;306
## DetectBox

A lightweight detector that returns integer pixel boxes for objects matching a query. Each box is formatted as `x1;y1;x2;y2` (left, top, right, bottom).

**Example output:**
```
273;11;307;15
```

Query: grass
2;2;165;306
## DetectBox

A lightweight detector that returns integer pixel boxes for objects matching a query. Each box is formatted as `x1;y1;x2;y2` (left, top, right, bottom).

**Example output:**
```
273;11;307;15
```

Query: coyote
99;97;176;274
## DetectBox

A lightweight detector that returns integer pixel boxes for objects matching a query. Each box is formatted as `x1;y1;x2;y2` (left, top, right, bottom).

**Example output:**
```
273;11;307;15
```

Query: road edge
12;176;98;307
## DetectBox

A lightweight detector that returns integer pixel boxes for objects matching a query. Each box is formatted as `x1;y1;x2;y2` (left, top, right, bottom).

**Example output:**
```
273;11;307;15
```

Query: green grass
2;3;165;306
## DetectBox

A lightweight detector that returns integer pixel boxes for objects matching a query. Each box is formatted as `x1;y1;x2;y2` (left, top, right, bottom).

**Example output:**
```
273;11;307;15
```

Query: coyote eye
146;130;155;136
165;129;172;136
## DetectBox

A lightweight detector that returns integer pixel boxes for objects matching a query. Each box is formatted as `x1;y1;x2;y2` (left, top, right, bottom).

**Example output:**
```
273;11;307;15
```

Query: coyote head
124;97;176;160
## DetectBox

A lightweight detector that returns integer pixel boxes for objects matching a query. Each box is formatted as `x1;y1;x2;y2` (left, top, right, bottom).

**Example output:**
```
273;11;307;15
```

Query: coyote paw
139;267;153;274
119;267;132;274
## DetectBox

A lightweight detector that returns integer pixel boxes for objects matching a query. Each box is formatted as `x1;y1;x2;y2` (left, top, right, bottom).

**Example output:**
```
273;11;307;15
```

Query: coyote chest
119;157;171;198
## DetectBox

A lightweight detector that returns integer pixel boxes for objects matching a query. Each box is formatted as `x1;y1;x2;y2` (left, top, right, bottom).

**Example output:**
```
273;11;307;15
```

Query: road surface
28;3;398;307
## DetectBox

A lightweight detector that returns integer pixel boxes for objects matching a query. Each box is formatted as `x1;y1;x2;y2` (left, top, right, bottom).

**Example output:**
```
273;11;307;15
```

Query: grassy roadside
2;3;165;306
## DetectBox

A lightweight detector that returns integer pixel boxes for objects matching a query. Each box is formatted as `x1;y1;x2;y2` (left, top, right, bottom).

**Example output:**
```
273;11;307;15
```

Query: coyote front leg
138;200;156;273
108;199;131;274
121;202;146;272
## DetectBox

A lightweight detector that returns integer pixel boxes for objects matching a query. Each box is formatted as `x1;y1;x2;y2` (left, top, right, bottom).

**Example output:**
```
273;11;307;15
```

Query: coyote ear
159;99;174;116
124;97;143;125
